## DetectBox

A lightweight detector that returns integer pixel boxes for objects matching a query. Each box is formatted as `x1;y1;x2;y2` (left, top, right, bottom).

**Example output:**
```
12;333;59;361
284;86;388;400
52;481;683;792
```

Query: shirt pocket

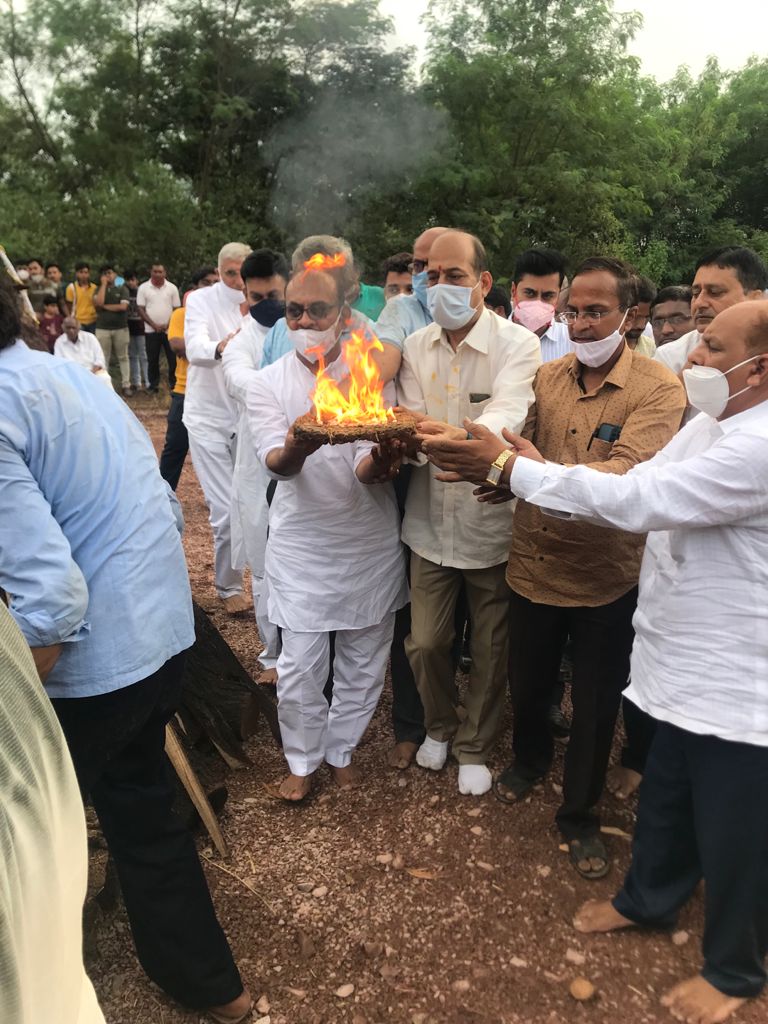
587;436;615;463
467;394;491;422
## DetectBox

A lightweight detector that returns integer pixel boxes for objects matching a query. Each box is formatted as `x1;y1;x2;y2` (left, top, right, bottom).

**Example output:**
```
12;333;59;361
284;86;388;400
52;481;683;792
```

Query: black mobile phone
587;422;621;450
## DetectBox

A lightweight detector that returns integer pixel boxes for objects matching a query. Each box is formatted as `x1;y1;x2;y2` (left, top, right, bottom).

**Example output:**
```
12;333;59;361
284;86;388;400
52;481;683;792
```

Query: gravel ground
85;394;768;1024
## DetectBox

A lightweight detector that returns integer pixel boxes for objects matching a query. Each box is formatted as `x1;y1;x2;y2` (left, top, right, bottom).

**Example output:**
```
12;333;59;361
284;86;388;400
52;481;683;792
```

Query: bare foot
208;986;252;1023
277;772;313;801
573;899;635;934
220;592;253;616
661;975;746;1024
258;666;278;686
330;763;361;791
607;765;642;799
387;740;419;770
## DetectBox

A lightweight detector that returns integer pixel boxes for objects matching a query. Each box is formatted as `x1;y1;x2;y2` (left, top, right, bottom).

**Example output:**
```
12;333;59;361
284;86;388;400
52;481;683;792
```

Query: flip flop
568;836;611;880
492;764;544;805
208;999;254;1024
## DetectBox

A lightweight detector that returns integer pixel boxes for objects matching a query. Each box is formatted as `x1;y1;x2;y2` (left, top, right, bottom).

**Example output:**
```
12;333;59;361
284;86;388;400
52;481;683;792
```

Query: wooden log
165;722;229;859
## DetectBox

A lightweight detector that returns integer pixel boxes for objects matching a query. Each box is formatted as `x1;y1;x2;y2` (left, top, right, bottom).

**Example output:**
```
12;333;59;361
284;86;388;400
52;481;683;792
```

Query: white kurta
221;317;270;575
509;401;768;747
247;351;408;632
183;281;243;436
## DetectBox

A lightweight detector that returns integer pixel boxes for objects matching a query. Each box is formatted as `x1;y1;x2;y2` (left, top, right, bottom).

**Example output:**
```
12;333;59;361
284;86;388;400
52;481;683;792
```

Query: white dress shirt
509;401;768;746
247;351;408;632
135;279;181;331
654;329;700;373
53;330;105;369
222;317;270;573
183;281;244;434
539;319;575;363
397;307;540;569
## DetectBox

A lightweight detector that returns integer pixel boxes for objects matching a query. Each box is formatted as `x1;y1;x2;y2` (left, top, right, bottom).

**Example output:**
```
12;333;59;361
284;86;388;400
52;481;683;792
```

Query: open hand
422;419;507;484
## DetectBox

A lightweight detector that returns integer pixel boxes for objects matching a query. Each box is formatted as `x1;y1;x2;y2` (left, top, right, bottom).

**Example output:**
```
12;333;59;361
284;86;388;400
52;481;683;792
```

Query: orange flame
309;330;395;425
303;252;347;271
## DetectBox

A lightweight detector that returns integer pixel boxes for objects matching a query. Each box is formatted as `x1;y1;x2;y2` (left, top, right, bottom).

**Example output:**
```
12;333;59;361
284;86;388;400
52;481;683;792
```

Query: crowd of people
2;229;767;1024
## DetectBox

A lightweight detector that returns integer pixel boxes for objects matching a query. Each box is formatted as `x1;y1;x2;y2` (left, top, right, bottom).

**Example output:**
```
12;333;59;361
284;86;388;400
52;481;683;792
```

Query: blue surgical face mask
412;269;428;308
426;281;480;331
250;298;285;328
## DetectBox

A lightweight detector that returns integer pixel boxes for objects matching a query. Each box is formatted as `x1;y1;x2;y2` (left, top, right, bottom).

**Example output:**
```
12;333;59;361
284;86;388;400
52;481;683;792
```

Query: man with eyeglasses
650;285;694;347
183;241;253;615
420;257;685;876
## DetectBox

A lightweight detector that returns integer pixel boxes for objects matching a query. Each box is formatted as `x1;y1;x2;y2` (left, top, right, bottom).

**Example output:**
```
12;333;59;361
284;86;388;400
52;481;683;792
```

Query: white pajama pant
277;613;396;776
253;575;280;670
186;429;243;599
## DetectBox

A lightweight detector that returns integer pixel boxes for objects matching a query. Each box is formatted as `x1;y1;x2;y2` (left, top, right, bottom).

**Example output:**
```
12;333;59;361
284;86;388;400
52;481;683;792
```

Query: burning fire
308;330;395;426
303;252;347;271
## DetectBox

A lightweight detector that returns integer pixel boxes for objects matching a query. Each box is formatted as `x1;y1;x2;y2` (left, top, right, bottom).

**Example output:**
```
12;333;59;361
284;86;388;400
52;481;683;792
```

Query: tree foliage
1;0;766;286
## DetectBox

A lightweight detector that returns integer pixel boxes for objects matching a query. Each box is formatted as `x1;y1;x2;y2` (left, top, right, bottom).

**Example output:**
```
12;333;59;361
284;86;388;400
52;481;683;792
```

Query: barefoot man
428;300;768;1023
247;248;407;800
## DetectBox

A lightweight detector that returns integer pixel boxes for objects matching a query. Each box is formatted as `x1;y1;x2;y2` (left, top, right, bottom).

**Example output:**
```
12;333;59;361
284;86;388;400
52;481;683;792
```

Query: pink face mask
513;299;555;334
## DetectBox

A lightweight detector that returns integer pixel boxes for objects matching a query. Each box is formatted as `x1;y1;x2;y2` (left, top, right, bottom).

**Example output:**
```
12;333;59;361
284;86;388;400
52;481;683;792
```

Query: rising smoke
264;90;448;241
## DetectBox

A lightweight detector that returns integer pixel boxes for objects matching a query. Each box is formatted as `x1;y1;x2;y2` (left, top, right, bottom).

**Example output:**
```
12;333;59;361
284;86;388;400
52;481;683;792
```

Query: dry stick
201;854;276;915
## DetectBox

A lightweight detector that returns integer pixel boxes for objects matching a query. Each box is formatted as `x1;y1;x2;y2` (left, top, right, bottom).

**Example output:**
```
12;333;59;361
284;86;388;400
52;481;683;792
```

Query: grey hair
217;242;251;267
291;235;358;301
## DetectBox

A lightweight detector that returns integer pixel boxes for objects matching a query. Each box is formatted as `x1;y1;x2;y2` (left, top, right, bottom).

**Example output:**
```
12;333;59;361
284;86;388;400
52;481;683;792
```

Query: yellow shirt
168;306;187;395
65;282;97;325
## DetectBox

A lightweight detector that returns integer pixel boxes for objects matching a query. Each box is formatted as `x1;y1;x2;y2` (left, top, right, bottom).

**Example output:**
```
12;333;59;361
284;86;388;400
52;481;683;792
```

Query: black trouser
146;330;176;390
508;587;637;839
613;722;768;998
159;392;189;490
51;654;243;1008
620;697;657;774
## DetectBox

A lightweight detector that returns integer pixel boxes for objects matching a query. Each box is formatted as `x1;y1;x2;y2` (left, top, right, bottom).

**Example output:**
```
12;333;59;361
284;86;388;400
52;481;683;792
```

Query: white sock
416;736;449;771
458;763;492;795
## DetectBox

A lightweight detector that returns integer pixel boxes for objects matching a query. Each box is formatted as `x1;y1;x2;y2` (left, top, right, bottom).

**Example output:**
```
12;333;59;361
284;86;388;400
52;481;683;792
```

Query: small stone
256;995;271;1014
536;865;552;878
296;930;316;959
376;853;393;865
476;861;494;872
510;956;528;968
335;983;355;998
466;807;482;818
296;881;314;893
363;941;384;957
424;833;435;845
451;978;471;993
672;930;690;946
392;853;405;870
398;776;408;788
286;988;307;1000
380;963;400;980
384;944;397;957
311;885;328;898
569;977;596;1001
429;794;440;805
255;1016;270;1024
318;794;332;804
469;825;483;836
565;949;586;966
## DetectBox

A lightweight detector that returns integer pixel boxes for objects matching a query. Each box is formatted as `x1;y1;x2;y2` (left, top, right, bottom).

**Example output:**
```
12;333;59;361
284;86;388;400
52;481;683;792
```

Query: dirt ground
86;393;768;1024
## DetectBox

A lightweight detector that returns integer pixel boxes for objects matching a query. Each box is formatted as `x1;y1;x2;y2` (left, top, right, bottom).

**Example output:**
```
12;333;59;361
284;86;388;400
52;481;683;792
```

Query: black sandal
492;764;544;805
568;836;611;880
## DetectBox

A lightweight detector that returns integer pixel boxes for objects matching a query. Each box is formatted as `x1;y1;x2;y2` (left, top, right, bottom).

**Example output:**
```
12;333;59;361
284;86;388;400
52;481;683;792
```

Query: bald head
413;227;450;264
710;299;768;355
428;230;488;276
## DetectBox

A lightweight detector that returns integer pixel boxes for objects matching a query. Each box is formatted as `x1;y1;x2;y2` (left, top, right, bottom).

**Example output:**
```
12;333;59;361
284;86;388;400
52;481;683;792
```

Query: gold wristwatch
485;448;514;488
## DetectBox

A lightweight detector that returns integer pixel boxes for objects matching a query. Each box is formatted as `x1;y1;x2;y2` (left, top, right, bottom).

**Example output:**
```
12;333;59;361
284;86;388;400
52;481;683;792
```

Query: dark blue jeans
614;722;768;998
159;392;189;490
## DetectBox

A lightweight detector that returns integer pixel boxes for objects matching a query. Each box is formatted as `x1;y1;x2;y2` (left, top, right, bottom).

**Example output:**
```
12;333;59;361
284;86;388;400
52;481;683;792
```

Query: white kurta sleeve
222;331;259;404
510;430;768;533
183;290;219;366
474;331;540;437
247;371;294;480
86;335;105;369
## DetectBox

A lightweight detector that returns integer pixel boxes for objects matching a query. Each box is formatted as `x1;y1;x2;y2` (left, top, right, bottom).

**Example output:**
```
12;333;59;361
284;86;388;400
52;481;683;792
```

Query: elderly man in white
53;317;113;388
398;229;540;796
425;300;768;1024
183;242;252;614
222;249;289;679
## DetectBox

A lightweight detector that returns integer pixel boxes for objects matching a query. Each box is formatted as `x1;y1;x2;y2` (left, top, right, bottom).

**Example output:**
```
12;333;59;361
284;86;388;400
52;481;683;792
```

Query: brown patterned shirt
506;345;686;606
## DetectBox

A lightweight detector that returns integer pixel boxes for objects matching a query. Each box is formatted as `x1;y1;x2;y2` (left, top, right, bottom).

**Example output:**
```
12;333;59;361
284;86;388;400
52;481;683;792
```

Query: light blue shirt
260;310;376;368
0;340;195;698
375;294;432;350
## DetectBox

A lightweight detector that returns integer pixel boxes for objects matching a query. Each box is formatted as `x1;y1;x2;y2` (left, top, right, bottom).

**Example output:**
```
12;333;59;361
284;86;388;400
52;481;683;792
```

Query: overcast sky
380;0;768;82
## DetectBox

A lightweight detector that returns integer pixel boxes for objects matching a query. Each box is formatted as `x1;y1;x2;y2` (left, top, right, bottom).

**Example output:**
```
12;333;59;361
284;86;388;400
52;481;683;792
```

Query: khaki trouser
96;327;130;388
405;553;510;764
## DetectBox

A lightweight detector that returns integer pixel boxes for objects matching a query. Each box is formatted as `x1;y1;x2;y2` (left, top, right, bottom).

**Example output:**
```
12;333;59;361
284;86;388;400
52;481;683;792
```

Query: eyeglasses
285;300;339;321
651;314;692;328
558;307;621;324
408;259;427;274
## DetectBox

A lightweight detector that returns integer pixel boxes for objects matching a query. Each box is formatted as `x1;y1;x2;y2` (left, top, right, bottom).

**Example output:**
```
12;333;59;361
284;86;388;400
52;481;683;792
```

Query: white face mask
572;311;628;368
683;353;768;418
287;311;342;360
221;279;245;303
427;282;481;330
